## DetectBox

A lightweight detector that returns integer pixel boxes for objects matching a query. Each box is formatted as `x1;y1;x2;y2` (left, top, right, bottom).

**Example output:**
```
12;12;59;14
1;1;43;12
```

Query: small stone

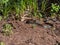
43;25;52;29
29;43;35;45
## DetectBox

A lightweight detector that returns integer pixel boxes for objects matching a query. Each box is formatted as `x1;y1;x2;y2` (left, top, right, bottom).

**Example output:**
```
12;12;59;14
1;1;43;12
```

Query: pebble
43;25;52;29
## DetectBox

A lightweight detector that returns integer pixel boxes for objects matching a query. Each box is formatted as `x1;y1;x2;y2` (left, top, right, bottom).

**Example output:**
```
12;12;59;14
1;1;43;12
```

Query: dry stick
21;17;32;22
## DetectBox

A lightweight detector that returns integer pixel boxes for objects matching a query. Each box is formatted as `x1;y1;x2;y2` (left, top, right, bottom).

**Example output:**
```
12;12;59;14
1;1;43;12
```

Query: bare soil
0;20;60;45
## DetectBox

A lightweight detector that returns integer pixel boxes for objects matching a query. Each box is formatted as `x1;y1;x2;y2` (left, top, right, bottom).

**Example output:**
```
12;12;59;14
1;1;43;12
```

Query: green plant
51;3;60;13
0;0;41;20
38;13;43;18
51;3;60;18
0;0;9;4
38;0;49;18
1;0;60;21
0;0;10;19
0;16;2;21
3;5;11;19
32;0;38;16
20;0;26;15
2;23;13;36
41;0;47;12
0;41;5;45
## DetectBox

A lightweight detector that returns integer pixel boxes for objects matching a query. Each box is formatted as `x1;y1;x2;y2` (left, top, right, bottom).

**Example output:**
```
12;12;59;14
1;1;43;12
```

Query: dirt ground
0;20;60;45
